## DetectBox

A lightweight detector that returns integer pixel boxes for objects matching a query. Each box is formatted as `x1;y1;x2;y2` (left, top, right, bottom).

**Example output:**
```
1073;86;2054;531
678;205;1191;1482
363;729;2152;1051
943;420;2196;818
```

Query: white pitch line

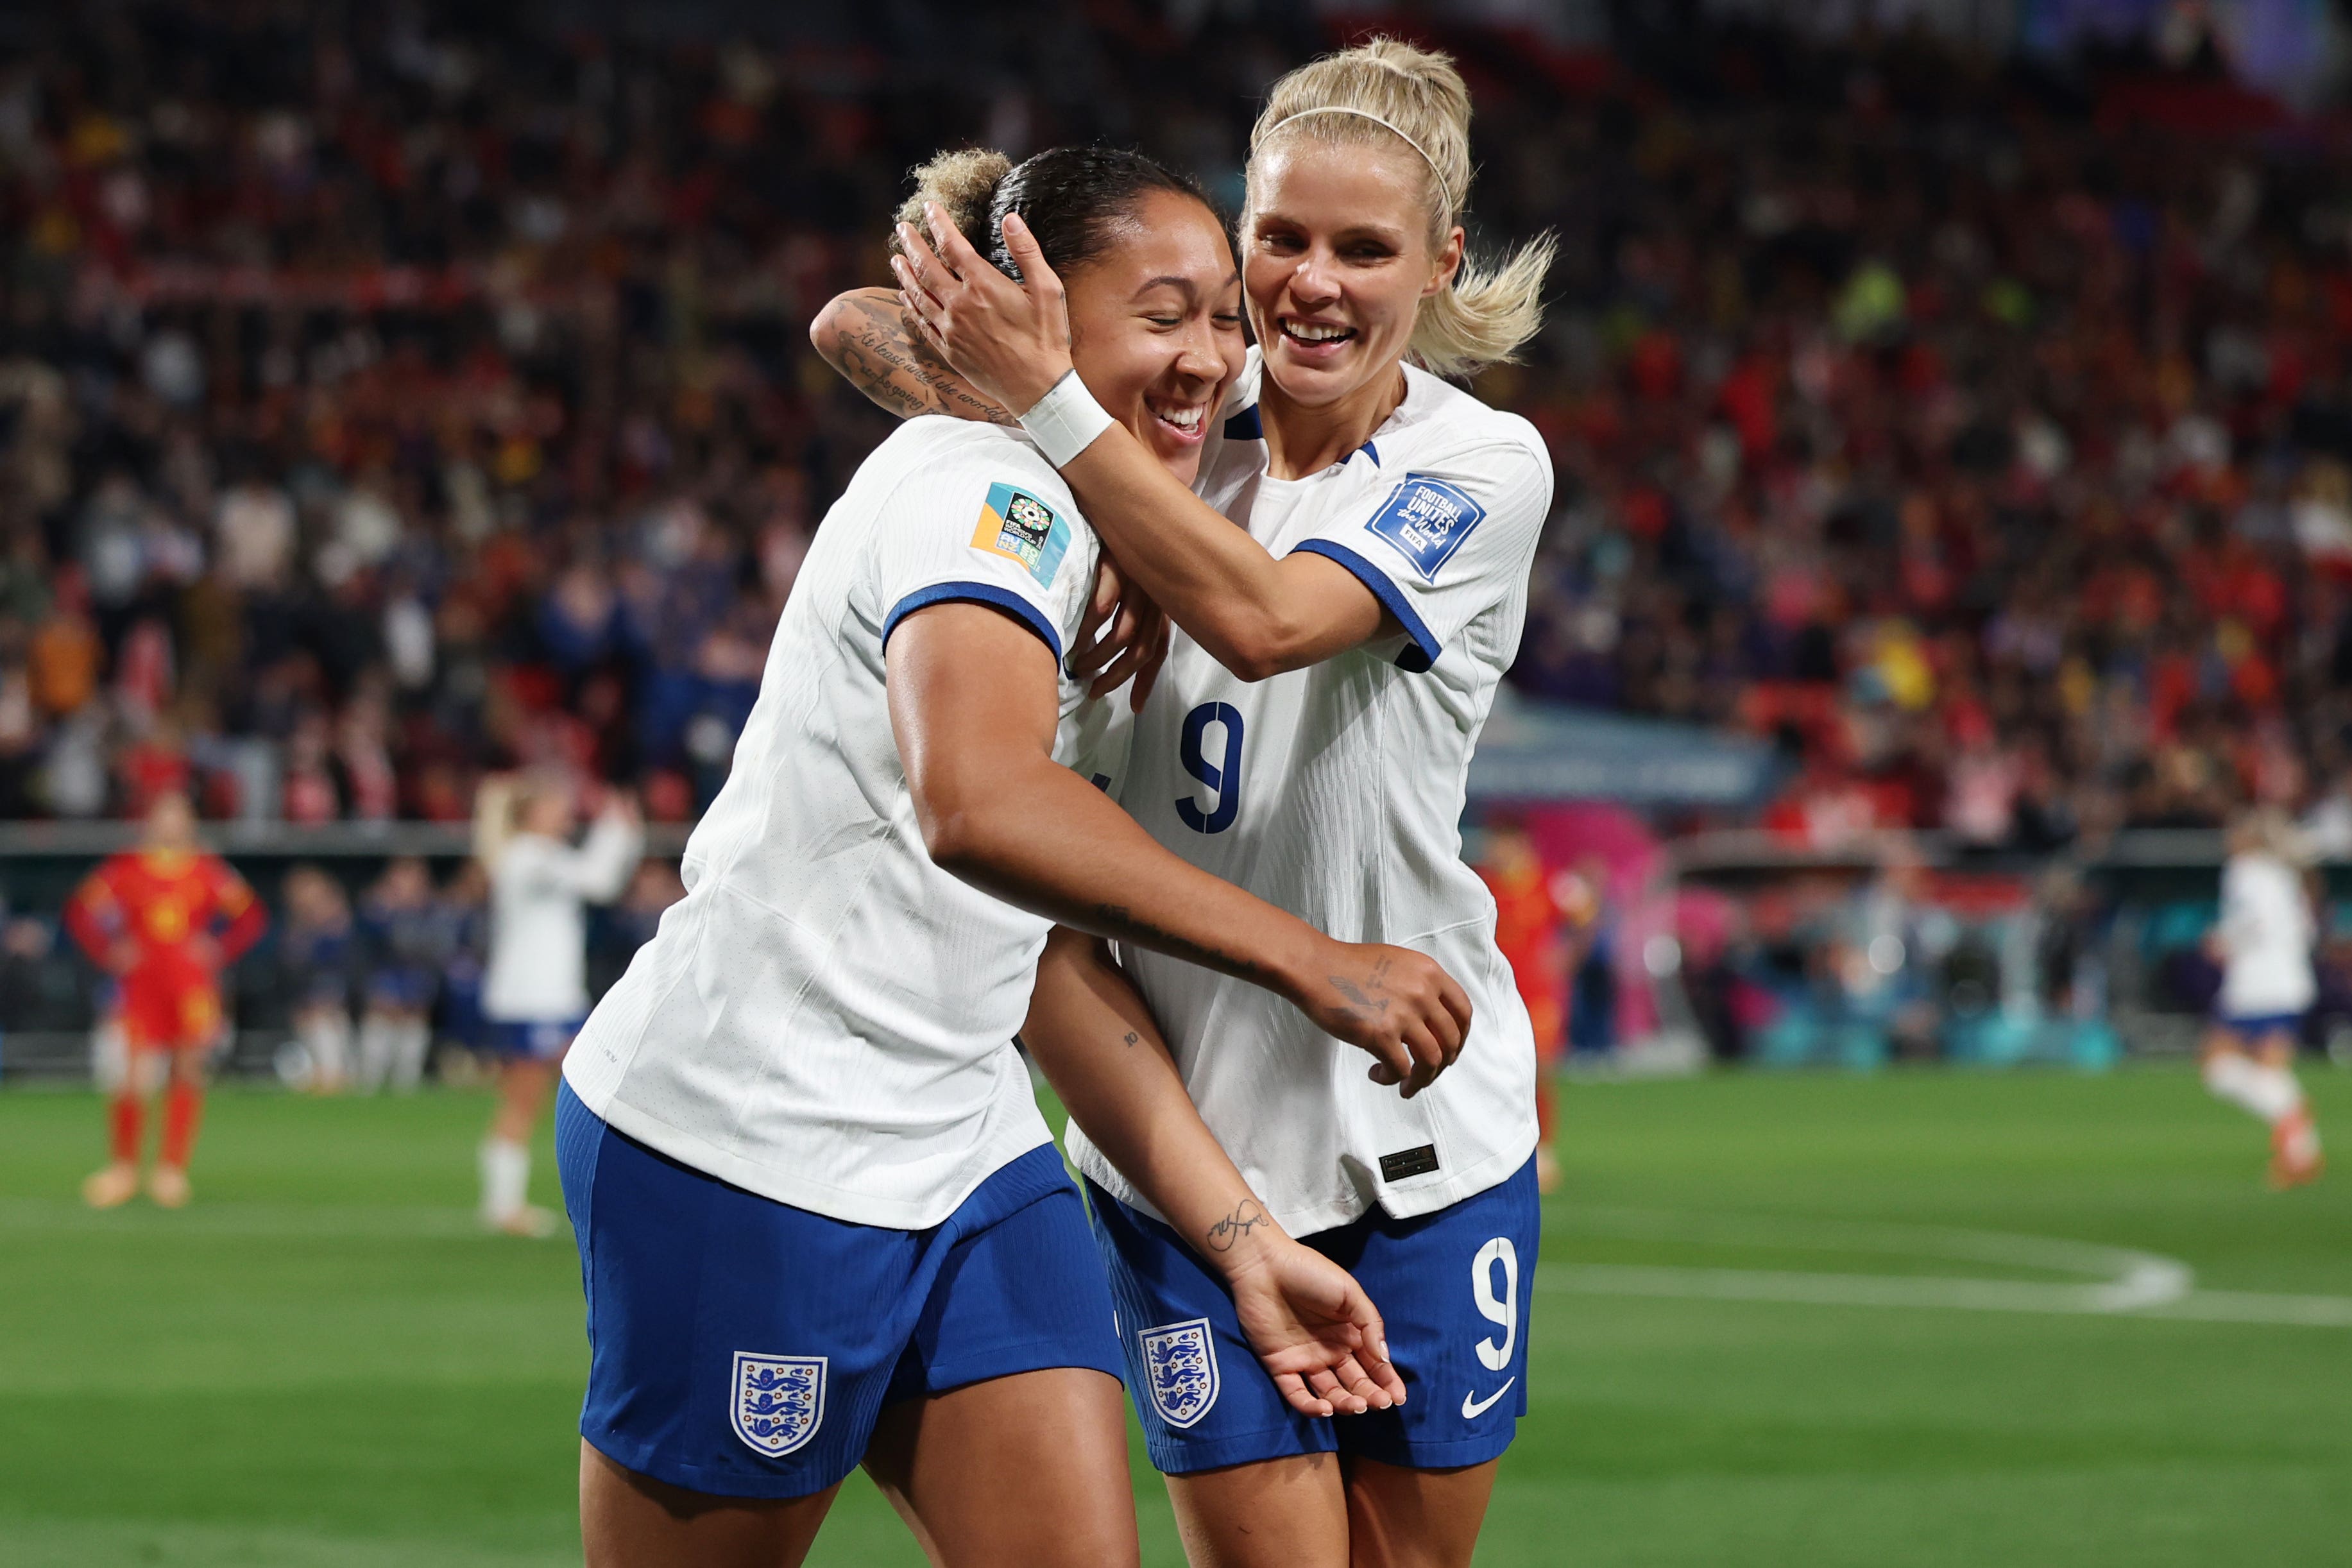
1535;1209;2352;1328
1551;1206;2188;1289
2142;1290;2352;1328
1536;1262;2181;1317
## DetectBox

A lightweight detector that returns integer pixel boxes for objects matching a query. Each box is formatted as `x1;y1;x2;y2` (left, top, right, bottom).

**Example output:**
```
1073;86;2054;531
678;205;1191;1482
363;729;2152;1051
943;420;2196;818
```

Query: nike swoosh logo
1461;1379;1516;1419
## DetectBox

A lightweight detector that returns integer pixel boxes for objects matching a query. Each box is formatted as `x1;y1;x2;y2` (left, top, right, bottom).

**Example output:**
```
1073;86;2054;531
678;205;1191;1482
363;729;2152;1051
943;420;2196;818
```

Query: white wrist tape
1019;370;1116;468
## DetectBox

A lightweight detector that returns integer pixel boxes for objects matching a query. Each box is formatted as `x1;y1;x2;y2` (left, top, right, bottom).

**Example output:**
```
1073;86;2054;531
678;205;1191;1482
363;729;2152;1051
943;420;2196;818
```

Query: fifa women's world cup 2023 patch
971;481;1071;586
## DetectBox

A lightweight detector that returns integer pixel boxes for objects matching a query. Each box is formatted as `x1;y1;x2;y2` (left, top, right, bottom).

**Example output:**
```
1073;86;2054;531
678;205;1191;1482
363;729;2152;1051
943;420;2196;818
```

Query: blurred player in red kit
65;791;266;1208
1479;822;1567;1193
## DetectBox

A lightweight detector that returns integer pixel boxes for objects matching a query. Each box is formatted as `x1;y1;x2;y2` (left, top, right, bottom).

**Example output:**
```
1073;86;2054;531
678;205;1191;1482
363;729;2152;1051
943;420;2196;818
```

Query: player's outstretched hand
891;205;1074;418
1223;1231;1408;1418
1290;940;1471;1099
1070;553;1170;710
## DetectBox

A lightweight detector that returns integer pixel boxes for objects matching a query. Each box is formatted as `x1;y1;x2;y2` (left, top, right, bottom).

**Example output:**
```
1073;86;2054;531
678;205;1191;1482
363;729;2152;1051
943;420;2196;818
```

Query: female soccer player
475;772;643;1236
2203;808;2324;1187
837;37;1556;1567
67;789;266;1208
557;145;1469;1568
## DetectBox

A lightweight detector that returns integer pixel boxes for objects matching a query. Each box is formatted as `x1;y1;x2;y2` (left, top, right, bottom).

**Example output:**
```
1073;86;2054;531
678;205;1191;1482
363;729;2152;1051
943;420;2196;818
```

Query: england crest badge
730;1351;826;1459
1138;1318;1220;1429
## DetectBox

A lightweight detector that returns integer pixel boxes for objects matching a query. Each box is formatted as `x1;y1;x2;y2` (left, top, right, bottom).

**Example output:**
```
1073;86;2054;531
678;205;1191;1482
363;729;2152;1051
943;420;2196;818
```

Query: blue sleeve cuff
1288;539;1441;673
883;581;1064;664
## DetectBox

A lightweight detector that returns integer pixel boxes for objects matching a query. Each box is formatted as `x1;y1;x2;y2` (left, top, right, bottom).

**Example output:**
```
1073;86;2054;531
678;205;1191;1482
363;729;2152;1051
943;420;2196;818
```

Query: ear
1424;225;1465;300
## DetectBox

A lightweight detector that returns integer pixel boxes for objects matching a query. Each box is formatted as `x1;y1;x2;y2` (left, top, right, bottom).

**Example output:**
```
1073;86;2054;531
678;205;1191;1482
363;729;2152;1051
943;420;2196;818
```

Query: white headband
1263;107;1456;215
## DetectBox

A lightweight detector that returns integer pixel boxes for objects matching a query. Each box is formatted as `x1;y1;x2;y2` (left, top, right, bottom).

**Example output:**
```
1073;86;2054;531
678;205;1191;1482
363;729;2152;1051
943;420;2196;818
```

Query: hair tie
1261;107;1455;215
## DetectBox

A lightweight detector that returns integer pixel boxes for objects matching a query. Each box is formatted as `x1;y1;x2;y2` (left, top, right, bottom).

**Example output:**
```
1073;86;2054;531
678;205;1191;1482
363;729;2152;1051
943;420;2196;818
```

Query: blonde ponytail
1248;37;1552;379
1410;231;1557;380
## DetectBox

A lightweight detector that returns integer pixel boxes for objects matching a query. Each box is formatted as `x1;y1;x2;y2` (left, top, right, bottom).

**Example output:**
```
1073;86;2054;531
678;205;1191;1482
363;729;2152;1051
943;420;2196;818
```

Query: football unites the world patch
1366;473;1487;581
972;481;1071;586
729;1351;827;1458
1138;1317;1221;1429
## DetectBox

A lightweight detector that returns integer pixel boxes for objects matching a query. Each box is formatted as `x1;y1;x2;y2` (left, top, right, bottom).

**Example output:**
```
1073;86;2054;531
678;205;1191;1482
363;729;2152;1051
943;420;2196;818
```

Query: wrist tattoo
1206;1198;1270;1253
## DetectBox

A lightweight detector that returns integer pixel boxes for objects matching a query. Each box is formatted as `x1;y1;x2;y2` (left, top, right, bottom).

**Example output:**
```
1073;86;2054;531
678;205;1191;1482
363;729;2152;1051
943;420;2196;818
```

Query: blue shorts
368;967;438;1010
1089;1157;1539;1474
556;1083;1123;1499
2224;1012;2305;1039
484;1017;584;1061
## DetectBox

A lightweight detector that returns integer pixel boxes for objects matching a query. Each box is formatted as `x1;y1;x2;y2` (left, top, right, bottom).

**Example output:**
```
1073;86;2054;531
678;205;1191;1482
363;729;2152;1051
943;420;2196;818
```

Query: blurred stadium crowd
2;846;685;1085
3;4;2352;855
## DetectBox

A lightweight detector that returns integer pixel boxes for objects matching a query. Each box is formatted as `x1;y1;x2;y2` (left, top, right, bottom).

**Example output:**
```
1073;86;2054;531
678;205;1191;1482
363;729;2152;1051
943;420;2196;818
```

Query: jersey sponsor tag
1365;474;1485;581
1378;1143;1441;1181
730;1351;827;1458
1137;1318;1221;1429
972;481;1071;586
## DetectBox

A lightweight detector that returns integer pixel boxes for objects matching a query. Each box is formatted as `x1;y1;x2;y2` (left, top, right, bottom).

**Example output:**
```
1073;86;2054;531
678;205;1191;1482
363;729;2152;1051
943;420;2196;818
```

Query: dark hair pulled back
893;145;1213;282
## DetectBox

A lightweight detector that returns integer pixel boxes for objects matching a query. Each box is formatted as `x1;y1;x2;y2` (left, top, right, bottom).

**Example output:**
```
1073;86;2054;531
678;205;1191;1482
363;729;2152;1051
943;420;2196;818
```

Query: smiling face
1243;139;1463;411
1064;189;1246;486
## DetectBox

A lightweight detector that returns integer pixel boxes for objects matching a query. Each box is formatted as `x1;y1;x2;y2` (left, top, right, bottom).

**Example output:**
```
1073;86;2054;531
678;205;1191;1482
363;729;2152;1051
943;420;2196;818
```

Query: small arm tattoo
1206;1198;1270;1253
1122;1030;1141;1047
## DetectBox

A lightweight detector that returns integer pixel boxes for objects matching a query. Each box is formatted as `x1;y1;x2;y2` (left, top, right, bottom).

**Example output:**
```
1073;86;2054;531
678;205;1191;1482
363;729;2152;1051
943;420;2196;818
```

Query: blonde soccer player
474;772;643;1235
2203;807;2324;1187
557;145;1469;1568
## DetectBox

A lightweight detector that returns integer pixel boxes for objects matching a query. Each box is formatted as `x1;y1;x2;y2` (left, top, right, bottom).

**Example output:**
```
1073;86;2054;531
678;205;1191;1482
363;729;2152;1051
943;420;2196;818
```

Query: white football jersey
482;812;643;1023
2218;851;2315;1016
563;417;1121;1229
1067;355;1553;1236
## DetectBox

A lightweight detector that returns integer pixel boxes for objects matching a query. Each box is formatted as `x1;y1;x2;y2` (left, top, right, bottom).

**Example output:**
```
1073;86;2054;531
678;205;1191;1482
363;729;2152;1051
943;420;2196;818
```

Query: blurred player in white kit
2202;807;2324;1188
473;772;643;1234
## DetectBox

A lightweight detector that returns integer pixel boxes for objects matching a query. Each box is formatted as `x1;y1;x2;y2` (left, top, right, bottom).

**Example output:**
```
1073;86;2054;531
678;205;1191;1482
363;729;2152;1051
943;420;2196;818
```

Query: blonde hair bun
893;149;1016;259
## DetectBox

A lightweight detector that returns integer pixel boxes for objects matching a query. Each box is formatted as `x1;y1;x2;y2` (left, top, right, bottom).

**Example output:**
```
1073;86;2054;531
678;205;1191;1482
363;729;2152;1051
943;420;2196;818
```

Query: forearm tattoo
836;294;1014;425
1089;903;1279;989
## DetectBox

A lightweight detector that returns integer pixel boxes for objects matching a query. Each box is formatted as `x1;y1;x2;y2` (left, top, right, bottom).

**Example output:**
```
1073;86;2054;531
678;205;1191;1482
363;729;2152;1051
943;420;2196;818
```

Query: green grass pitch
1;1065;2346;1565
